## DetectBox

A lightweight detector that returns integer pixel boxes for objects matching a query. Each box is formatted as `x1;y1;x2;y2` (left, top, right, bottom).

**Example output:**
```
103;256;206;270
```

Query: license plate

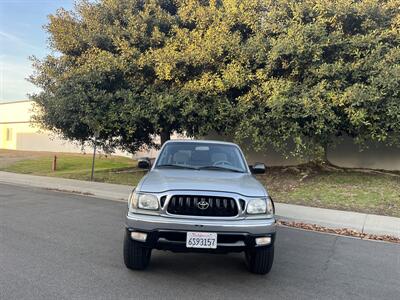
186;232;217;249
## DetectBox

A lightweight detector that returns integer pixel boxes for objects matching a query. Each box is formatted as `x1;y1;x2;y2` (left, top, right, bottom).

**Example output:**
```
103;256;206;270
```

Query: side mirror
138;157;151;169
251;163;266;174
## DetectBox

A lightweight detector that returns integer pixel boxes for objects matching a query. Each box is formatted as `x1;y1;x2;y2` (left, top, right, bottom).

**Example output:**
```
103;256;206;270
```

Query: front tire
123;232;152;270
245;246;274;275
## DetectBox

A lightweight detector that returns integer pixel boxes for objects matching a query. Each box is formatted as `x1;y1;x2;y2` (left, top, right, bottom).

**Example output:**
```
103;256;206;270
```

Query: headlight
247;197;274;215
128;192;159;211
138;194;159;210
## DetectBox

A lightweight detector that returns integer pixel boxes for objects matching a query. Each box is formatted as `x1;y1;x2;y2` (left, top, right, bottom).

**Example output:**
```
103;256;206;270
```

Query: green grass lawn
1;151;399;217
258;166;400;218
1;153;146;186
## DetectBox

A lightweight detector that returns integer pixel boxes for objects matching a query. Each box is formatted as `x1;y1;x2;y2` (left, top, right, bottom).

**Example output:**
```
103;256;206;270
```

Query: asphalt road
0;183;399;300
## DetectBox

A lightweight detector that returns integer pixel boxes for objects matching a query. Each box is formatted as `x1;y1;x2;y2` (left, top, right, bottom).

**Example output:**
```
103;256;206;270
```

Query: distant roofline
0;100;33;105
0;121;31;125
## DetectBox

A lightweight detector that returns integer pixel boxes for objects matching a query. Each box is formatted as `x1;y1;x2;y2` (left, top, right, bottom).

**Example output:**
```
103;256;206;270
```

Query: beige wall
241;147;305;166
1;122;38;150
136;133;400;171
243;138;400;170
16;132;84;153
327;137;400;171
0;100;130;157
0;101;35;149
0;100;33;123
2;101;399;170
242;137;400;171
0;101;84;153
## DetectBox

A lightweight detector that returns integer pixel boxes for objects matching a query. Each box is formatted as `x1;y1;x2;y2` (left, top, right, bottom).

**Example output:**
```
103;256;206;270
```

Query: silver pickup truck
124;140;276;274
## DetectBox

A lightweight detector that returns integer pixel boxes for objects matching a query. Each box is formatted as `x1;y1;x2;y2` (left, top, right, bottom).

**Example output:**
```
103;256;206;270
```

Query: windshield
155;142;247;173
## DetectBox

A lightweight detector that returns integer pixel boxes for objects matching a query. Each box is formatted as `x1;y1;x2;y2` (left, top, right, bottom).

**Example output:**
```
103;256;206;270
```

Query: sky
0;0;74;102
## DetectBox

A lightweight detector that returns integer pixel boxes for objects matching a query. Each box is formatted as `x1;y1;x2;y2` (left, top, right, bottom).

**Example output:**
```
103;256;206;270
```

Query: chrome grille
167;195;238;217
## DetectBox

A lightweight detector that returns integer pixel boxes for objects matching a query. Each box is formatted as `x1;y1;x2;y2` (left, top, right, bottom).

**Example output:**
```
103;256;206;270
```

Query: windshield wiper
197;165;244;173
157;164;197;170
157;164;245;173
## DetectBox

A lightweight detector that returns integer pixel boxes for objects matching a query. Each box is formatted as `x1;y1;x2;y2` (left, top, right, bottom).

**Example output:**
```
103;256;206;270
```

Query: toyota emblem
197;199;209;210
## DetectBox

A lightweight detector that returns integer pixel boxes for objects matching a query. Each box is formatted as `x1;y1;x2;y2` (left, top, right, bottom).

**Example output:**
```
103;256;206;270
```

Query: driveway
0;183;399;299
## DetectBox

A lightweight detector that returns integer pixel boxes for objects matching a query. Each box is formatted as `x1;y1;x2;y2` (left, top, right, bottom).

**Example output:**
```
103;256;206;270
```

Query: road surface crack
323;235;339;272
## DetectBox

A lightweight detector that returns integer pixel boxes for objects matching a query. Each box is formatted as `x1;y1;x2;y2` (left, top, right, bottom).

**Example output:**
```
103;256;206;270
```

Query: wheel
245;246;274;275
123;231;152;270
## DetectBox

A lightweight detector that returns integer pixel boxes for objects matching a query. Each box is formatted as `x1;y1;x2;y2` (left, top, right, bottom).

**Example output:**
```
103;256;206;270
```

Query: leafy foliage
30;0;253;152
235;0;400;157
30;0;400;156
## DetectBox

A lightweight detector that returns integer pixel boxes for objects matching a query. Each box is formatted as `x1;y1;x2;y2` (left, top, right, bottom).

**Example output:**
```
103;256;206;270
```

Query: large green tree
30;0;263;152
235;0;400;157
30;0;400;157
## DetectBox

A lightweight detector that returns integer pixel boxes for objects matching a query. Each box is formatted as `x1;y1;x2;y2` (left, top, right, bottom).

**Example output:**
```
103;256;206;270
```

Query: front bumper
126;213;276;253
126;213;276;235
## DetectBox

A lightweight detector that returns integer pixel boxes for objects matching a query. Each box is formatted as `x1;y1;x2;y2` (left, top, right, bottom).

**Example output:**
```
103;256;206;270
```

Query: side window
6;128;13;141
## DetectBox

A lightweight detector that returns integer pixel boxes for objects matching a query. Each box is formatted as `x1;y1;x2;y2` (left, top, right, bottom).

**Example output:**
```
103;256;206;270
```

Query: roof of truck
165;139;237;146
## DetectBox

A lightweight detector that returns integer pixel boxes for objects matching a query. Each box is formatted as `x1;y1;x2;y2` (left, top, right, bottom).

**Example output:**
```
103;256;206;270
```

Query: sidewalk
1;171;399;238
0;171;132;201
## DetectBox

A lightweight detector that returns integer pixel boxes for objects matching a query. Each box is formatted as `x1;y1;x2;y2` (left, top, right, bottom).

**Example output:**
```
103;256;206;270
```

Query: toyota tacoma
124;140;276;274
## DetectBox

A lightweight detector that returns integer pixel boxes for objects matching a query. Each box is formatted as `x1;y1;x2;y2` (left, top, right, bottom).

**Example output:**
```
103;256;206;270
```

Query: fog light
255;236;271;246
131;231;147;242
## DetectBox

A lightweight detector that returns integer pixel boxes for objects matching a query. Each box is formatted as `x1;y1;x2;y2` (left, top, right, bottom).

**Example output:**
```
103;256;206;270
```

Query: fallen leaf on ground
277;220;400;244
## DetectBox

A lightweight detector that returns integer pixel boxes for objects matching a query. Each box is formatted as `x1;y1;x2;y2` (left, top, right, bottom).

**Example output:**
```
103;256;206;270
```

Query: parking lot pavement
1;183;399;300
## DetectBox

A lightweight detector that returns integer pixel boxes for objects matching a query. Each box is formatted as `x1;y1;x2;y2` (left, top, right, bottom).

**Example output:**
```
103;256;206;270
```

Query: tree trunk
160;130;171;146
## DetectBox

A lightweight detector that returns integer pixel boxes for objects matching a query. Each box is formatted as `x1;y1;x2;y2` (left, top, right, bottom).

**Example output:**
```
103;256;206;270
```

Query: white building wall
2;100;399;170
0;100;33;122
0;100;130;156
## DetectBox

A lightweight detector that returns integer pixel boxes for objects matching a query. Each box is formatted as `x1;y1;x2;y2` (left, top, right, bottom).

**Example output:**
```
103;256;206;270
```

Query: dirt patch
256;163;321;192
0;149;52;168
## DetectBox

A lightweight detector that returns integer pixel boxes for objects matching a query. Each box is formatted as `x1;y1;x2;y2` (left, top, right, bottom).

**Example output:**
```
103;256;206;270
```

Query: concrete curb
1;171;399;238
275;203;400;238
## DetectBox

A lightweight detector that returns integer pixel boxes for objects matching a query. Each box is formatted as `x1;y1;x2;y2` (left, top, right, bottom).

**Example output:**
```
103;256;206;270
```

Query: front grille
167;195;238;217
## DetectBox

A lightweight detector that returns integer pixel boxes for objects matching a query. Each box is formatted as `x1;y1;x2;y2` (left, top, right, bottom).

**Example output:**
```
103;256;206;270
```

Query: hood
138;169;267;197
